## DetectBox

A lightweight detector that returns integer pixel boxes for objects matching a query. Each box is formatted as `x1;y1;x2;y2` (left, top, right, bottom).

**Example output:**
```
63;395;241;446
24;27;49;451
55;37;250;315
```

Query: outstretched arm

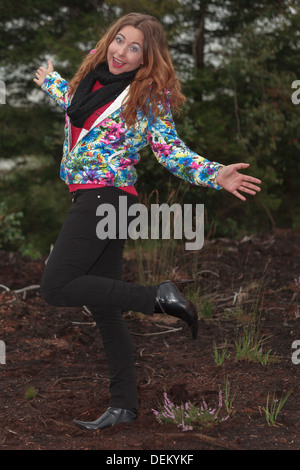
33;60;54;87
33;60;70;110
146;100;224;190
216;163;261;201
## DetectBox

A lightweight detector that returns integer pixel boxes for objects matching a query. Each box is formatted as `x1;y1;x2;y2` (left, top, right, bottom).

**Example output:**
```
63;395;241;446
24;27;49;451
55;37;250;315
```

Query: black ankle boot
154;280;198;340
74;407;137;430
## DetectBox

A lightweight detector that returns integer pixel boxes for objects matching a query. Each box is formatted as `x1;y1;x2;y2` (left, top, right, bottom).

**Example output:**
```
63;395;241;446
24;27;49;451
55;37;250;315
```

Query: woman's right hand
216;163;261;201
33;60;54;87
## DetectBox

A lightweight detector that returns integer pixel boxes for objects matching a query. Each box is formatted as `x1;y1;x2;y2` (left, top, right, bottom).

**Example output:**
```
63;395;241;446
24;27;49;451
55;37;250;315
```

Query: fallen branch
14;285;40;294
156;432;244;450
130;327;182;336
197;270;219;278
47;417;77;429
0;284;10;292
52;375;102;386
0;284;40;294
0;284;40;300
14;285;40;298
71;321;96;327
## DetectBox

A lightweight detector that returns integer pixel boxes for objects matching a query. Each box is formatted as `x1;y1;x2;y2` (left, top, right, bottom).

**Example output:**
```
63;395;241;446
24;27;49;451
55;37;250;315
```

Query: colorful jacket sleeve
146;98;224;190
41;72;70;111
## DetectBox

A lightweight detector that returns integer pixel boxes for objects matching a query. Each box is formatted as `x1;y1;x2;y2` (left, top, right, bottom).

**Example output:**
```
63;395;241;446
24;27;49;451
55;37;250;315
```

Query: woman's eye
114;36;141;53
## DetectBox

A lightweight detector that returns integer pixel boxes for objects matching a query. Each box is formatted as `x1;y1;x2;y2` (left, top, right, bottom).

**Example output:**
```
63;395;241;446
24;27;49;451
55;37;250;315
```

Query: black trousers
41;187;157;409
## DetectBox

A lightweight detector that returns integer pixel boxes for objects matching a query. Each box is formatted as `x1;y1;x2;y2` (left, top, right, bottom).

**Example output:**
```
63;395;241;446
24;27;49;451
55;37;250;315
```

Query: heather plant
152;391;229;432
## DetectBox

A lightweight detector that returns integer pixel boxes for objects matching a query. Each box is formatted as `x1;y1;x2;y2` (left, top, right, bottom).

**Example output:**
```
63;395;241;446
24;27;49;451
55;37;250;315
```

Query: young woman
34;12;261;431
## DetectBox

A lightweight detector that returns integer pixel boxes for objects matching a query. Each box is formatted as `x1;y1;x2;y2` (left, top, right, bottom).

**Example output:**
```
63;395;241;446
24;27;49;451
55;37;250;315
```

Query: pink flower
191;161;202;169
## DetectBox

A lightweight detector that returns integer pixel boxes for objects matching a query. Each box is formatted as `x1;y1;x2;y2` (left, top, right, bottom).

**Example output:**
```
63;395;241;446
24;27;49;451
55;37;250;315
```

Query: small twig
156;432;244;450
138;348;146;357
14;285;40;299
45;244;54;265
190;432;244;450
0;284;10;292
52;375;101;386
1;284;40;294
28;403;48;428
7;428;18;435
0;284;40;300
130;327;182;336
2;298;17;304
264;307;286;311
13;285;40;294
173;279;195;284
82;305;92;316
154;323;178;330
47;417;76;428
143;364;157;386
197;270;219;278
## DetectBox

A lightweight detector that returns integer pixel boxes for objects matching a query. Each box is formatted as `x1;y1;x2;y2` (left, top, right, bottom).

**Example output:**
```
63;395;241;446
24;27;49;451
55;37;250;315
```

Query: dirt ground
0;229;299;452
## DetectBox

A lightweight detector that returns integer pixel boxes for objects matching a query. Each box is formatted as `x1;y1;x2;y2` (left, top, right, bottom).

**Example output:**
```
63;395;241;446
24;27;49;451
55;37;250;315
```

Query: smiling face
107;25;144;75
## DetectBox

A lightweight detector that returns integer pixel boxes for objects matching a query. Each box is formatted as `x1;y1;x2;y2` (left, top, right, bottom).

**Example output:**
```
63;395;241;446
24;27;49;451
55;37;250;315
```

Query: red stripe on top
70;81;112;151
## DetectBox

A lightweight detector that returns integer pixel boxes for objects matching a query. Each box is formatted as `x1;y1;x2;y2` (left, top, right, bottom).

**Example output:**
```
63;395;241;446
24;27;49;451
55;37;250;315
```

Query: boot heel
155;281;198;339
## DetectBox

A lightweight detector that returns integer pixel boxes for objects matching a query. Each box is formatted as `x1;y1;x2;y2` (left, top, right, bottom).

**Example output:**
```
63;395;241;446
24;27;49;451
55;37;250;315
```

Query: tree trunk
193;4;206;69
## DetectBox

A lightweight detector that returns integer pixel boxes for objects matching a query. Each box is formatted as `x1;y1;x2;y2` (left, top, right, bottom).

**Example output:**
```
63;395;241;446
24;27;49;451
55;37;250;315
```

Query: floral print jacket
41;71;224;190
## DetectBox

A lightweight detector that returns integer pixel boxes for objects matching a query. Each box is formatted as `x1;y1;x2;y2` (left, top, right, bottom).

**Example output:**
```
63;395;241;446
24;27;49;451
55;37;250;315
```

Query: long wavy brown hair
68;13;185;126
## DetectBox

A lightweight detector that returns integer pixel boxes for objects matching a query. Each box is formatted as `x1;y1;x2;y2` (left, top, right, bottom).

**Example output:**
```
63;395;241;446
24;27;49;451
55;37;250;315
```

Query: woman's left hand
216;163;261;201
33;60;54;87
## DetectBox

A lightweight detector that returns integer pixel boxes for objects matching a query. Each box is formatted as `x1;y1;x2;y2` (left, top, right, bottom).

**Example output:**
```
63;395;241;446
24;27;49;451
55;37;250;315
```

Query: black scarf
67;62;138;128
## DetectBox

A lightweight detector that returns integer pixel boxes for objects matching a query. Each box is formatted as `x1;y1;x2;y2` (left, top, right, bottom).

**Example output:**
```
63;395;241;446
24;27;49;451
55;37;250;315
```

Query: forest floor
0;229;299;452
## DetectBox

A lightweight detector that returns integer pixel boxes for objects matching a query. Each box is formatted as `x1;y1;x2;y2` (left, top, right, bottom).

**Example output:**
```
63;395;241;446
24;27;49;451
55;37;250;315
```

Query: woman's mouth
112;57;126;68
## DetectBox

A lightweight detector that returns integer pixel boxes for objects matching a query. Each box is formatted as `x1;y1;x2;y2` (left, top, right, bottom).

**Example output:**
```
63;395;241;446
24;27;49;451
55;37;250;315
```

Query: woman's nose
118;44;127;57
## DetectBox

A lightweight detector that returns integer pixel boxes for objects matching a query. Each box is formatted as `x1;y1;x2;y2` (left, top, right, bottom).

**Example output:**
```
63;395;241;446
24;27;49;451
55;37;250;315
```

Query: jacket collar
71;85;130;148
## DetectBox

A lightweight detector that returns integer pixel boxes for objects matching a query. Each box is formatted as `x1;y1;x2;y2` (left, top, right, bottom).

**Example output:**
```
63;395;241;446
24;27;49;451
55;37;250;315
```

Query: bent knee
40;277;63;307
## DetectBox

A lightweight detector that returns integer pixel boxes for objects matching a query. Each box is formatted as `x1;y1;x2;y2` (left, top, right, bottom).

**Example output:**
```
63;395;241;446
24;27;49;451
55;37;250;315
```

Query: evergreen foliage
0;0;299;254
